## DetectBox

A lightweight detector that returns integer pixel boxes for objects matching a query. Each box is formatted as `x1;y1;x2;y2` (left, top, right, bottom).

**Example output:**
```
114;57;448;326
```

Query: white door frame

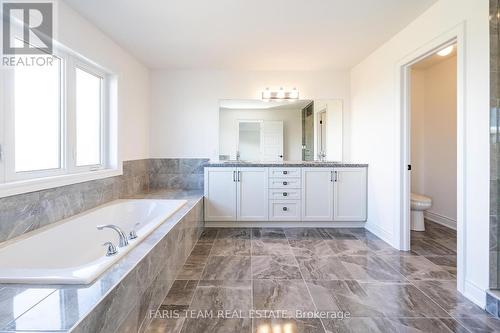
396;23;466;294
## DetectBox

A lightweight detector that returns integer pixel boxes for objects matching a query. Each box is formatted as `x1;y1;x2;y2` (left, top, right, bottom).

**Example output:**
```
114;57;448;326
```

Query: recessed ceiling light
437;45;454;57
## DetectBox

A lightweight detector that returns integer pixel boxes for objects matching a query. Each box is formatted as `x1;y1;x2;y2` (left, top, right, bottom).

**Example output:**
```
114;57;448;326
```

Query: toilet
410;193;432;231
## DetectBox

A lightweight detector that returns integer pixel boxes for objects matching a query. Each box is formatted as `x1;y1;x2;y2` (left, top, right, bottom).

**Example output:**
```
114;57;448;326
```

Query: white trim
365;222;393;245
205;221;366;228
0;168;122;198
464;279;487;308
0;43;118;195
424;211;457;230
396;23;466;295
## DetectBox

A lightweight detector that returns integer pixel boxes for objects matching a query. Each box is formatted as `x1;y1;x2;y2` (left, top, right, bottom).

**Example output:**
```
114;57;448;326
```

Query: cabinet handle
330;171;333;182
283;171;288;175
282;207;288;211
283;192;288;197
334;171;338;182
283;181;288;185
233;171;236;182
238;171;241;182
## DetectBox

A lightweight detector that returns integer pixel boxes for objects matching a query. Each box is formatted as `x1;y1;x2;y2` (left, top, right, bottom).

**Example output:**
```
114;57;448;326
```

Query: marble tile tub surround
0;159;149;243
144;221;499;333
149;158;208;191
0;190;204;333
0;158;208;243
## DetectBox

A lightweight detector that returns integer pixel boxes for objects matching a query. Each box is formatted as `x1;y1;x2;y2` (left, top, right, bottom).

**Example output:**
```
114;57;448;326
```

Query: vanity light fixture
261;87;300;100
437;45;454;57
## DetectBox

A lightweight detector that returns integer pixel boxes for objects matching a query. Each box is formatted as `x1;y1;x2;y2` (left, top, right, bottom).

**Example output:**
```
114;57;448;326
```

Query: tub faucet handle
129;230;138;240
103;242;117;256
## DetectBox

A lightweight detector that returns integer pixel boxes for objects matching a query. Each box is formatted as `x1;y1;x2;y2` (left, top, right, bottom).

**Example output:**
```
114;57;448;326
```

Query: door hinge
408;165;411;171
320;120;323;124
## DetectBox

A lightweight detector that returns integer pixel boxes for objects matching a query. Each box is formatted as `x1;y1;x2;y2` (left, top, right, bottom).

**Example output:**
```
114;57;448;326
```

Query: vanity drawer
268;189;301;200
268;178;301;189
269;168;301;178
269;200;301;221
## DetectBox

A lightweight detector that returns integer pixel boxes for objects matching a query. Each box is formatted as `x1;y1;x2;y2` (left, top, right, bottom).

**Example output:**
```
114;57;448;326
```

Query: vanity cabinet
301;168;334;221
237;168;268;221
333;167;367;221
204;167;268;221
204;165;367;223
204;167;237;221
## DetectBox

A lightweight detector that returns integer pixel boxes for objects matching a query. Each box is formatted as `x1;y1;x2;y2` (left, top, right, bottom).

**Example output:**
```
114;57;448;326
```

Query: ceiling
63;0;437;70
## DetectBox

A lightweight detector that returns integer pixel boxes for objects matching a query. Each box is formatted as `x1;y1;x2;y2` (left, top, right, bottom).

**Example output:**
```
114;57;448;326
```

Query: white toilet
410;193;432;231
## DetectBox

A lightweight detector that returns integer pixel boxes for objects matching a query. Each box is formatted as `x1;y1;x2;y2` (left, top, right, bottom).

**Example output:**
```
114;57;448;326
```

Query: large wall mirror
219;99;343;162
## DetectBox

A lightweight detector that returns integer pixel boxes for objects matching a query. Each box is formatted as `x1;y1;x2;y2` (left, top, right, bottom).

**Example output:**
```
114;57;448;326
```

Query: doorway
398;26;466;294
408;42;458;276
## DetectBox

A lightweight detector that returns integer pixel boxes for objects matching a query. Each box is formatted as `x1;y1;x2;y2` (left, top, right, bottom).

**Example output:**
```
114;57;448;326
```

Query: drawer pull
282;207;288;211
283;192;288;197
283;171;288;175
283;181;288;185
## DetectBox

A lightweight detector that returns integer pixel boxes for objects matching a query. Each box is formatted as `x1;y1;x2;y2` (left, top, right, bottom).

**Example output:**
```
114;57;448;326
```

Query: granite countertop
0;190;203;332
205;161;368;167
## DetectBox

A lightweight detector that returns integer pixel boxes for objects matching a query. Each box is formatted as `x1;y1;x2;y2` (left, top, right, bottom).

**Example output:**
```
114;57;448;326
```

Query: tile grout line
286;229;329;333
407;279;473;333
250;228;254;333
177;228;217;333
0;288;59;331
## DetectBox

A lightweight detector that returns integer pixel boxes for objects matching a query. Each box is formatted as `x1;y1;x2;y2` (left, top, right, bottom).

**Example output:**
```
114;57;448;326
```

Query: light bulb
262;88;271;99
437;45;454;57
277;87;285;99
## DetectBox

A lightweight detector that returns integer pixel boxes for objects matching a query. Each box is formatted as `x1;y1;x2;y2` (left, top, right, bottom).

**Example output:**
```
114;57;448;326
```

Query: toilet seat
411;193;432;210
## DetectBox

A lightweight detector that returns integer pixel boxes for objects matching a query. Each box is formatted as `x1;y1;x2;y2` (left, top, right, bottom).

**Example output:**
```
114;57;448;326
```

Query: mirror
219;99;343;162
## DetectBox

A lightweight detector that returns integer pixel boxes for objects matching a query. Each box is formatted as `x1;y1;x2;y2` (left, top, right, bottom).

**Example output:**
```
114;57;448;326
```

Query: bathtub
0;199;187;284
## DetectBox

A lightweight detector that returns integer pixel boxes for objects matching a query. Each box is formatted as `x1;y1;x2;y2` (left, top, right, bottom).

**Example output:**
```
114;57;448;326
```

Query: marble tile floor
145;222;499;333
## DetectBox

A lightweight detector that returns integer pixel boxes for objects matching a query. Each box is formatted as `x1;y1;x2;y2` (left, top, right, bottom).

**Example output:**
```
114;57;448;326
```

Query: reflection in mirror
219;99;342;162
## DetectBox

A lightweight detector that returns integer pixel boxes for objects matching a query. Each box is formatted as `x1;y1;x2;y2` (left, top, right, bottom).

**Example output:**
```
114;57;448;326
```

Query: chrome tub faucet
97;224;129;247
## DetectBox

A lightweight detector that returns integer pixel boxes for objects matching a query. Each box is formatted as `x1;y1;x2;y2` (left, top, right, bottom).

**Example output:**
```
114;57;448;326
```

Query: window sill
0;168;123;198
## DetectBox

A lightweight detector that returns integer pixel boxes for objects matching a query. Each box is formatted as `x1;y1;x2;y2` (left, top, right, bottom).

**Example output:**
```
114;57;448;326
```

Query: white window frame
0;47;120;198
70;58;107;173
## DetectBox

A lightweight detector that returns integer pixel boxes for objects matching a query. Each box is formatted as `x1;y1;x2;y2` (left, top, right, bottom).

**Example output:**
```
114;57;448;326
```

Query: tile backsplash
149;158;207;191
0;158;208;243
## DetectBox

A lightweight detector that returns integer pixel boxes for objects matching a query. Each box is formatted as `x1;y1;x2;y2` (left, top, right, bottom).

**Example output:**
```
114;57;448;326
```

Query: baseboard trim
364;222;393;245
424;211;457;230
464;280;486;309
205;221;366;228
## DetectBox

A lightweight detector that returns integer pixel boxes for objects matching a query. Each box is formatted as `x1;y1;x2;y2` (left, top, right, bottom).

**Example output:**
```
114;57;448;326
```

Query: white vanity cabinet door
237;168;269;221
301;168;334;221
204;167;237;221
333;167;367;221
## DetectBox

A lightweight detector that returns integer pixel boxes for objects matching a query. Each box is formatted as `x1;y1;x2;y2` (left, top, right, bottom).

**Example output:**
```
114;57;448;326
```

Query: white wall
58;1;150;161
411;56;457;225
350;0;489;306
219;108;303;160
150;70;351;161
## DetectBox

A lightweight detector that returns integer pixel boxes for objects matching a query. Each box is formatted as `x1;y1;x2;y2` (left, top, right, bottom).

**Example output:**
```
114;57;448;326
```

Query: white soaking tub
0;199;187;284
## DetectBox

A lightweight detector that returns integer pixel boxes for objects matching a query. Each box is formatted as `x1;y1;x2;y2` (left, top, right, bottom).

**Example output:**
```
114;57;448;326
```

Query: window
75;67;103;167
1;51;113;188
14;56;62;172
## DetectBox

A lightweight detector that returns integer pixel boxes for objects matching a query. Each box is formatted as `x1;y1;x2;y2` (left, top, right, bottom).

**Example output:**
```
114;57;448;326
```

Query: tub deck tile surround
0;158;209;244
0;159;150;243
0;190;204;333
